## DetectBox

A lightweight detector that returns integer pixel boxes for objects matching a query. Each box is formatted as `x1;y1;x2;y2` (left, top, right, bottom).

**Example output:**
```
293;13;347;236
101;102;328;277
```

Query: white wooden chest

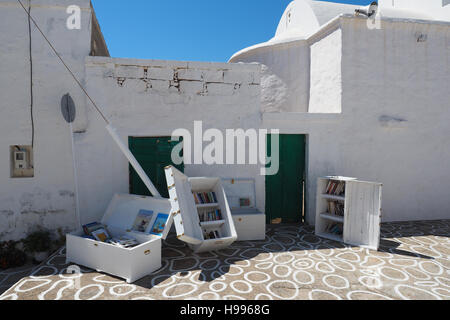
232;208;266;241
66;194;172;283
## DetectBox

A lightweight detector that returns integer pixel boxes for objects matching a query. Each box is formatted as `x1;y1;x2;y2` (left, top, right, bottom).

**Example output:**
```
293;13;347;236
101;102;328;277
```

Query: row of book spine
325;180;345;196
199;209;222;222
193;191;218;204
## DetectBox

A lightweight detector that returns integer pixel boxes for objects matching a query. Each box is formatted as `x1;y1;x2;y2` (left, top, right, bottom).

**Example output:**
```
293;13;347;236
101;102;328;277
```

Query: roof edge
230;13;450;62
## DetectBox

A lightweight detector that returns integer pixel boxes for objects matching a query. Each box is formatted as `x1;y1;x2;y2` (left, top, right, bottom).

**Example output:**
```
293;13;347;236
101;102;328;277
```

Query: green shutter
266;134;306;223
129;137;184;198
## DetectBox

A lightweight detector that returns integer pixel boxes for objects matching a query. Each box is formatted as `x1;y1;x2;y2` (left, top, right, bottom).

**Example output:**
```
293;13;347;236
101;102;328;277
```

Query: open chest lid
101;194;173;240
164;166;203;246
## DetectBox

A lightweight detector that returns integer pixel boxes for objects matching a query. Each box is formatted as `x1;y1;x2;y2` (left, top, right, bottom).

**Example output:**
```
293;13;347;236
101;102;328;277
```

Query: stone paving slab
0;220;449;300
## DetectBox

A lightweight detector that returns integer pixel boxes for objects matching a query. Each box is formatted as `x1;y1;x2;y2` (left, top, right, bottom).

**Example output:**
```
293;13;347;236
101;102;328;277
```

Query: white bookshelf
164;166;237;253
315;176;382;250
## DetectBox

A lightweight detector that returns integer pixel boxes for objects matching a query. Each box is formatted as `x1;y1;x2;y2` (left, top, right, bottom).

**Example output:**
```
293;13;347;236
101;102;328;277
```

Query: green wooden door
265;134;306;224
129;137;184;198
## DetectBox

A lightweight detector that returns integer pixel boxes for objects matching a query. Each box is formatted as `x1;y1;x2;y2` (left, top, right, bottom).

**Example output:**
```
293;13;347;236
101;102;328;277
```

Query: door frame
265;134;308;224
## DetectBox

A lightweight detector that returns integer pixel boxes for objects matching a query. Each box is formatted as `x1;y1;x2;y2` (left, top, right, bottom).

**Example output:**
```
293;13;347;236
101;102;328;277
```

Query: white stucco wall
0;0;94;240
77;57;263;224
309;27;342;113
230;41;310;113
264;16;450;224
338;16;450;222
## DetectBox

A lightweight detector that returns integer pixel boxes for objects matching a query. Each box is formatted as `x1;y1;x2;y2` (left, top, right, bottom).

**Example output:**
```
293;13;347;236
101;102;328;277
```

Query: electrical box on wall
10;145;34;178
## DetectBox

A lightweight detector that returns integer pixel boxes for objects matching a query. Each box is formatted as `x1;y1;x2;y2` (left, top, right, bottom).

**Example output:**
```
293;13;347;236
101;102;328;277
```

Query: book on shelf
199;209;223;222
240;198;251;207
203;230;220;240
193;191;218;204
325;222;343;236
325;180;346;196
327;201;344;216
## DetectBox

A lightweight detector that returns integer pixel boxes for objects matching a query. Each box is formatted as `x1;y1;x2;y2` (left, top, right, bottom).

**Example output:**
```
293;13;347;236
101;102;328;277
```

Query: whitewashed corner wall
309;28;342;113
265;16;450;225
0;0;93;240
76;57;263;224
337;17;450;222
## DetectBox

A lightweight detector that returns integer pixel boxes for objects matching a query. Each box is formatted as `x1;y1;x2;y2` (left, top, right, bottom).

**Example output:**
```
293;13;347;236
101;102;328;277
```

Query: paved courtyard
1;220;449;300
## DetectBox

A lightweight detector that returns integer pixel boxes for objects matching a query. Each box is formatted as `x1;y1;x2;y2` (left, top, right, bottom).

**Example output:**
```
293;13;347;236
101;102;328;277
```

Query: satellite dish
355;1;378;17
368;2;378;17
61;93;76;123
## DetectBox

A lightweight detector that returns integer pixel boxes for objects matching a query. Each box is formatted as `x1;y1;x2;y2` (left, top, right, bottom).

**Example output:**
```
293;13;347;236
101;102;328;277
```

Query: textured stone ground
1;220;449;300
0;263;35;296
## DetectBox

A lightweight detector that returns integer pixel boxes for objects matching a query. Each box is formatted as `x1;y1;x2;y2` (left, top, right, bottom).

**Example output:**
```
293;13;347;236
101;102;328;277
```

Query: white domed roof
271;0;320;42
230;0;450;62
230;0;358;61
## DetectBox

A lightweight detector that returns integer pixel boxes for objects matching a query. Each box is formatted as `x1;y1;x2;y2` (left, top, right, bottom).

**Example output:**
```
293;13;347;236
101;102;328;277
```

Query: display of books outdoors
325;180;346;196
82;222;139;249
328;201;344;216
199;209;223;222
106;236;139;248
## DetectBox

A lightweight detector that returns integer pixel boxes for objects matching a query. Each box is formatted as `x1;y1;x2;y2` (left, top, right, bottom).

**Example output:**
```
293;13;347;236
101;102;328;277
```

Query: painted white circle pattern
1;221;449;300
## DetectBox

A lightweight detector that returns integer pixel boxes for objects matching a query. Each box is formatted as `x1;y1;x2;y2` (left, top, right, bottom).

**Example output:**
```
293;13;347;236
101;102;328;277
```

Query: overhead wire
27;0;35;147
16;0;110;125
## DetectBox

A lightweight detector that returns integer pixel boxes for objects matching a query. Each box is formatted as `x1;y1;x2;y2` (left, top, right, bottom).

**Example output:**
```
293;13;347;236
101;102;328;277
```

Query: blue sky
92;0;371;62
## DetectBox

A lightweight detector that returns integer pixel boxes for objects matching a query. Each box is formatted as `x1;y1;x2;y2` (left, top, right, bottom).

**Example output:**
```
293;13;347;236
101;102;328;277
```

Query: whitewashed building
1;0;449;241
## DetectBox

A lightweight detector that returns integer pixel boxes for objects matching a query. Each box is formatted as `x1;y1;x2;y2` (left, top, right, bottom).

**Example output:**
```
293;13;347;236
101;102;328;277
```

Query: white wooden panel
66;230;162;283
315;178;332;236
344;181;382;250
232;212;266;241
